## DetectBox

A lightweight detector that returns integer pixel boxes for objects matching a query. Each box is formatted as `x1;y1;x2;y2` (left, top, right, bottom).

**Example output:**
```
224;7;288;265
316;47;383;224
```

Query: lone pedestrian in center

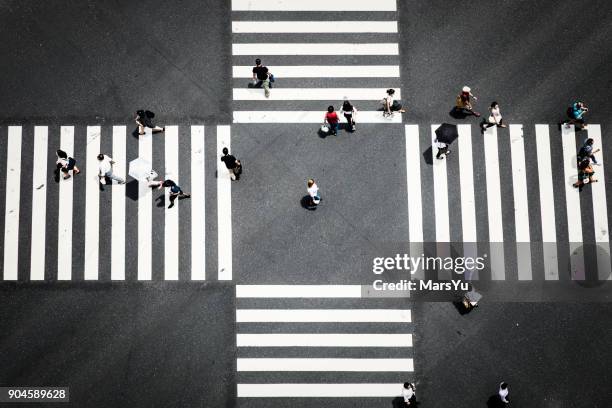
435;139;451;160
324;106;340;136
307;179;321;206
401;382;417;406
340;97;357;132
382;88;406;116
481;101;507;131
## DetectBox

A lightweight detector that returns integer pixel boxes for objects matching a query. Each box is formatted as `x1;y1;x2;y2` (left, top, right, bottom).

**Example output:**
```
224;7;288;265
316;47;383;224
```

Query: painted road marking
405;125;424;280
233;88;398;100
231;0;397;11
111;126;126;280
232;43;399;56
237;333;413;347
509;124;532;280
237;358;413;372
164;126;179;280
3;127;22;280
535;124;559;280
236;309;411;323
237;383;405;398
30;126;48;280
217;125;232;280
138;129;153;280
561;125;584;279
232;65;400;78
232;21;398;33
236;285;362;298
457;124;478;279
57;127;74;280
191;126;206;280
483;126;505;279
84;126;101;280
233;111;402;123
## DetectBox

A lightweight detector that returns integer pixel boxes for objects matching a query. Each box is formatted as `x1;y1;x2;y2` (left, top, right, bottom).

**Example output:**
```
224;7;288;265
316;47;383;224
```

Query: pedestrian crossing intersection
0;125;234;282
236;284;413;403
231;0;403;124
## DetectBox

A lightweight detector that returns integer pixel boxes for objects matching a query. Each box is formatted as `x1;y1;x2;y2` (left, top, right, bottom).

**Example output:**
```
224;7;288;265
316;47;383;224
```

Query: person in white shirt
482;101;507;131
382;88;406;116
401;382;416;405
307;179;321;206
435;139;451;160
498;381;509;404
97;154;125;184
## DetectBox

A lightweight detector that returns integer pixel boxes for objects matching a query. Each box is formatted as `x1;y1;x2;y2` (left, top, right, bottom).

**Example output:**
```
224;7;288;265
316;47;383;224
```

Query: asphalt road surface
1;0;611;407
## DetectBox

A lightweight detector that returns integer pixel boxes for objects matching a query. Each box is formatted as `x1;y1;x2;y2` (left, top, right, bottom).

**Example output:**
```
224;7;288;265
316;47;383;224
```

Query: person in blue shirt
565;101;589;130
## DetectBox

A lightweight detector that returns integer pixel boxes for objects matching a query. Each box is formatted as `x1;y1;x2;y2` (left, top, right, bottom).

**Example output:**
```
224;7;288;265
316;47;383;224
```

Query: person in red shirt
324;105;340;135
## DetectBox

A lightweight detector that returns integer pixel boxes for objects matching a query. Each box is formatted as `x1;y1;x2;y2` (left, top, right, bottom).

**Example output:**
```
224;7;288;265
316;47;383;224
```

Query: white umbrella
129;158;156;181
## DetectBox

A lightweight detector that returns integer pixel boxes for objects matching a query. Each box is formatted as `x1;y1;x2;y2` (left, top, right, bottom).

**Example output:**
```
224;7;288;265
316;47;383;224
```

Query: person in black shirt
135;110;165;135
221;147;241;181
252;58;272;98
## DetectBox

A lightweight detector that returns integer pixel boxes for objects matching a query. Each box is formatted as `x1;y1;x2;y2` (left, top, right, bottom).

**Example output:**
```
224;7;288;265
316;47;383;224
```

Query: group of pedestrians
399;381;510;406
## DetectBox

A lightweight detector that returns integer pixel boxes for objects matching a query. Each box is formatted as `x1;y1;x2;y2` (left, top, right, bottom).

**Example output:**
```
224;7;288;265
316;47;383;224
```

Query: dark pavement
1;0;612;407
0;284;235;408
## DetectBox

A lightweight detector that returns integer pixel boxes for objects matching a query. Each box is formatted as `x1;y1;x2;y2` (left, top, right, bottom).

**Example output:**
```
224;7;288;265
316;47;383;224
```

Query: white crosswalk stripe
232;2;404;126
404;123;611;281
236;285;413;400
0;125;222;281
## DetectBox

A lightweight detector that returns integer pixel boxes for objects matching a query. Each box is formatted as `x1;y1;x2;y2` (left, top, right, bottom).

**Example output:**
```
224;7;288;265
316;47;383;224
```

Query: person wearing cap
252;58;272;98
455;86;481;117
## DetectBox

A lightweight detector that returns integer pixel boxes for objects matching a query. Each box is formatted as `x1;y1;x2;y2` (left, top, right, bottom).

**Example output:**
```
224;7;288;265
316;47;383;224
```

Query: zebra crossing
0;125;233;281
236;285;413;402
231;0;402;124
405;123;611;281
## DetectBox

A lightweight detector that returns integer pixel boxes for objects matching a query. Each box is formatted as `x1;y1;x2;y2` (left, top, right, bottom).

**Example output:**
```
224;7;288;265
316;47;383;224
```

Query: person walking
564;101;589;130
455;86;481;117
307;179;321;206
150;179;190;208
498;382;510;404
221;147;242;181
382;88;406;116
481;101;507;130
435;139;451;159
573;158;597;188
97;154;125;185
252;58;273;98
56;149;80;180
324;106;340;136
577;138;601;165
401;382;417;406
340;98;357;131
135;110;165;135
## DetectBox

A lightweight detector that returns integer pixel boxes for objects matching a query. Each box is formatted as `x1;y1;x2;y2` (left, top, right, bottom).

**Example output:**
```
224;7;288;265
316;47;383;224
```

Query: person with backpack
150;179;190;208
221;147;242;181
252;58;273;98
340;97;357;131
577;138;600;165
55;149;80;180
382;88;406;116
135;110;165;135
564;101;589;130
573;158;597;188
324;106;340;136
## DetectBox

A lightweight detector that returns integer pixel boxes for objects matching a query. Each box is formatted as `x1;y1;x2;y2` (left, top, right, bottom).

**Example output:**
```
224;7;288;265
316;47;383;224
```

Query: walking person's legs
168;193;177;208
228;167;236;181
263;79;270;97
106;171;126;184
